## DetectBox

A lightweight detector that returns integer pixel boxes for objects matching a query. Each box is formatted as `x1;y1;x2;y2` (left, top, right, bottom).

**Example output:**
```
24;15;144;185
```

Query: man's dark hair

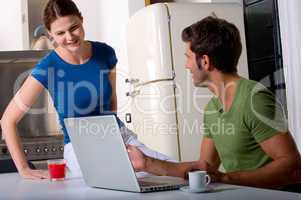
182;16;242;73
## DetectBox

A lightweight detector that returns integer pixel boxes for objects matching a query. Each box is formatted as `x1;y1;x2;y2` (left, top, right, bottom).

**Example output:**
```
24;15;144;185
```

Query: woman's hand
126;145;147;172
19;167;49;180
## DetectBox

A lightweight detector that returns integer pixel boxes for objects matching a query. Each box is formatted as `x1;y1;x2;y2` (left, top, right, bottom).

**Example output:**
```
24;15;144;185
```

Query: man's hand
180;159;210;179
19;167;49;180
192;159;210;171
126;145;147;171
191;159;225;183
207;169;226;183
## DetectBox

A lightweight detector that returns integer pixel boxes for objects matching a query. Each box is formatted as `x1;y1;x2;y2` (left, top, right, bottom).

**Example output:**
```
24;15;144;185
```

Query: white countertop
0;173;300;200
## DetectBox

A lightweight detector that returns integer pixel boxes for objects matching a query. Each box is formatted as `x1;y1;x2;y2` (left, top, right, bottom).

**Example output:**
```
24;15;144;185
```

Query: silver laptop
64;115;187;192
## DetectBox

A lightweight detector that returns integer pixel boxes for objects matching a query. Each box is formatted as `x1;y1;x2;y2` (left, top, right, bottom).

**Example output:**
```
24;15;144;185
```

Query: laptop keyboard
138;181;168;187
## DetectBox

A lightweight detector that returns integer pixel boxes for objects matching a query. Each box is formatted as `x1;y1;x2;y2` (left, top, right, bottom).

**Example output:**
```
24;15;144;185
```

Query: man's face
184;43;208;85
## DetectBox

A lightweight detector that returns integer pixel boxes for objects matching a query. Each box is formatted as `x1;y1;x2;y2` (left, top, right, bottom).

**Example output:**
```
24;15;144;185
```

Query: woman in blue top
1;0;171;179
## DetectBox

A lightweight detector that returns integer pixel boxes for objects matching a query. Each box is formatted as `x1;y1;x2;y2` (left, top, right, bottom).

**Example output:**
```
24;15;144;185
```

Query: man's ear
202;55;211;71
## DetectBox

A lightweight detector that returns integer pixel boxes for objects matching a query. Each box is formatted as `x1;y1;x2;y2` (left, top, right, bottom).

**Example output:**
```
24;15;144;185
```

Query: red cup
47;159;66;181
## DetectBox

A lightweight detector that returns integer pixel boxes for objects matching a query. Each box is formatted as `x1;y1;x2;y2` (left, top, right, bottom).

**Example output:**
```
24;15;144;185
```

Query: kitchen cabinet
244;0;287;112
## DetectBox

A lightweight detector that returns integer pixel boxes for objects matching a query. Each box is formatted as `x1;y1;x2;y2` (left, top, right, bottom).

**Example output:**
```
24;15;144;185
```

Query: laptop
64;115;187;192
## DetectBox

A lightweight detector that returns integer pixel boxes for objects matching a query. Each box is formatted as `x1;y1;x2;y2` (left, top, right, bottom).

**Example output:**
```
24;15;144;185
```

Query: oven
0;51;64;171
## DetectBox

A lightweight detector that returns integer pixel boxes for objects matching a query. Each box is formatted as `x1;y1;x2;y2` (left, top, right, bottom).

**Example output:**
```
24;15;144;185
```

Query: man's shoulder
239;78;274;101
240;78;260;93
240;77;272;92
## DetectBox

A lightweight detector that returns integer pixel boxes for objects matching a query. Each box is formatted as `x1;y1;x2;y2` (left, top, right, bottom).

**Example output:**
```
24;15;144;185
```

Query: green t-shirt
203;78;288;172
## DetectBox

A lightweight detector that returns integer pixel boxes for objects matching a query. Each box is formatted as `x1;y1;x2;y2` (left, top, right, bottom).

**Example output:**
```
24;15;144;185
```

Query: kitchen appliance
0;50;63;171
125;3;249;161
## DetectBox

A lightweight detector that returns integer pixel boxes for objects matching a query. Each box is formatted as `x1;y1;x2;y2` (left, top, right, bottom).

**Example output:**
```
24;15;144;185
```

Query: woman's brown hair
43;0;82;31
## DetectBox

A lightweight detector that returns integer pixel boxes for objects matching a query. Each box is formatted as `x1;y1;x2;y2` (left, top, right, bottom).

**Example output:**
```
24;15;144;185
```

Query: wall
278;0;301;151
0;0;26;50
211;0;242;3
175;0;211;2
73;0;102;41
175;0;242;3
27;0;48;47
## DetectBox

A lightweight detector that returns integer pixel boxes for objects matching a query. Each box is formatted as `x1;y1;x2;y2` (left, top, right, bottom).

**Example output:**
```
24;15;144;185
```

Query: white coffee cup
188;171;211;190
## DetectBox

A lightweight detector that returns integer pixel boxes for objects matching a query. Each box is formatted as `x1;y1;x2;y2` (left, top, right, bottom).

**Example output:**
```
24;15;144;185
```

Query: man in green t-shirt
127;16;301;189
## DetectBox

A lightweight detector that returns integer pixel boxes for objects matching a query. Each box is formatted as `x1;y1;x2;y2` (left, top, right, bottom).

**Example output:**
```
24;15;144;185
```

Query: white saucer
180;186;212;193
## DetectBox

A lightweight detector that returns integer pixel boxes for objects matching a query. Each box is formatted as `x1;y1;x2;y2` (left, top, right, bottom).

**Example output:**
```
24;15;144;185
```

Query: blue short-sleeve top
31;41;118;144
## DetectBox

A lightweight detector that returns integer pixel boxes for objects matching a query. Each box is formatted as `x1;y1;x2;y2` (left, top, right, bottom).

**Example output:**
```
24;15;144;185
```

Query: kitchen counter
0;173;300;200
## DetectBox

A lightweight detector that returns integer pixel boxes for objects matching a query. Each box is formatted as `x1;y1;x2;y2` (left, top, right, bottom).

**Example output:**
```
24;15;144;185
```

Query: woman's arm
108;66;117;112
1;76;49;179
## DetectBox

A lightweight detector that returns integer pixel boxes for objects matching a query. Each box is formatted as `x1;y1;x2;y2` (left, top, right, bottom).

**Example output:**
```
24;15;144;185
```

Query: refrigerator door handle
125;78;140;84
126;90;140;97
134;78;174;88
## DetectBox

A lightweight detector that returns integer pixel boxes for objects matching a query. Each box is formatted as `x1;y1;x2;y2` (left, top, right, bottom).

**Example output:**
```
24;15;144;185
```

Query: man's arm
200;137;221;171
127;137;219;178
214;132;301;189
127;145;206;178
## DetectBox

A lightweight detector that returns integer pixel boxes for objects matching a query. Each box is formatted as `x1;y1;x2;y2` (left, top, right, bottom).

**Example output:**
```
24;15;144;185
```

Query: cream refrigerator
125;3;249;161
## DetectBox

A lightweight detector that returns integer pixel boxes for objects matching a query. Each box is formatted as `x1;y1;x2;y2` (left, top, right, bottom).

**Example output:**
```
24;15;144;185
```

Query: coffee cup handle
205;174;211;185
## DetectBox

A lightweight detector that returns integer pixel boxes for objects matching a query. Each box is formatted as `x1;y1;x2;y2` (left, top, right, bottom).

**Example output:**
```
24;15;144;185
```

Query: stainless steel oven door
0;50;62;138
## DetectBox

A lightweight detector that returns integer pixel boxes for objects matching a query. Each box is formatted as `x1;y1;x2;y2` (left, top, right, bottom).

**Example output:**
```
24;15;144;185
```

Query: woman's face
48;15;85;53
